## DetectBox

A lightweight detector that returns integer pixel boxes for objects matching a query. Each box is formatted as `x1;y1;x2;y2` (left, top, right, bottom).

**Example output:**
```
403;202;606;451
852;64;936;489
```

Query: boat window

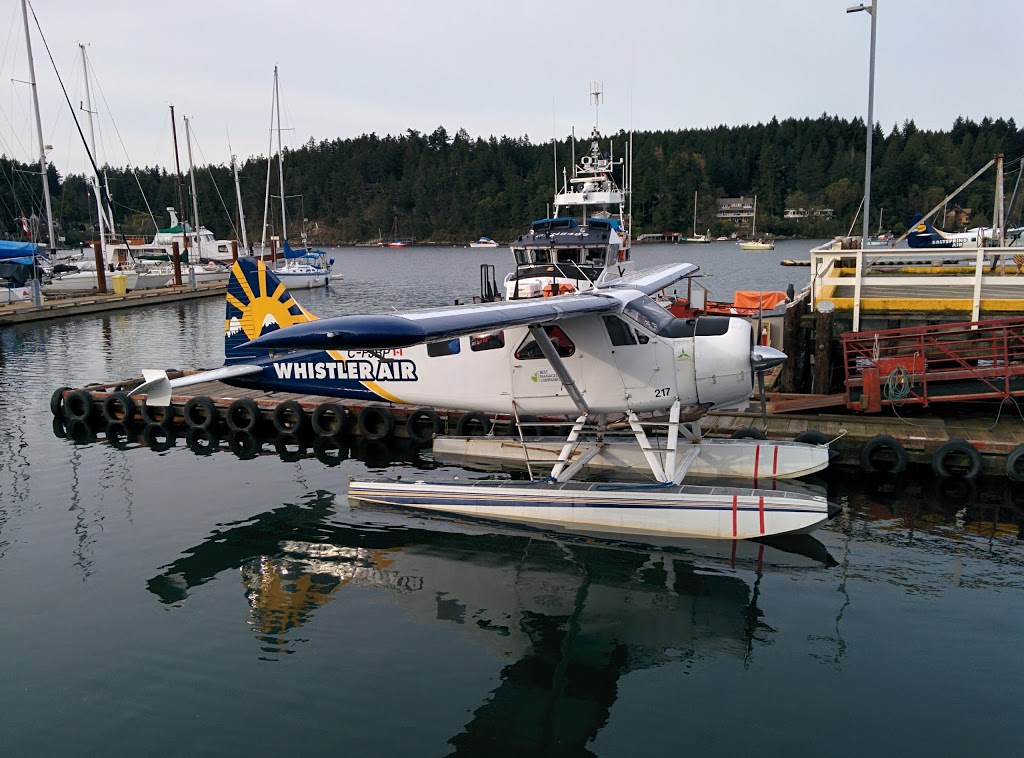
515;326;575;360
427;338;461;357
512;247;531;265
586;248;605;264
470;331;504;352
557;249;581;263
623;295;674;335
534;250;553;264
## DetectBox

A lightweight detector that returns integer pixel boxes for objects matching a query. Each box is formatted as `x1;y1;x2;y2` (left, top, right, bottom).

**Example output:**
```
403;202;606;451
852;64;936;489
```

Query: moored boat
469;237;500;248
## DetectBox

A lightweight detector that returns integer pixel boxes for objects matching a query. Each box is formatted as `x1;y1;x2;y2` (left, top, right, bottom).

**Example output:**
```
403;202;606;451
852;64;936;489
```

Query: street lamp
848;1;878;250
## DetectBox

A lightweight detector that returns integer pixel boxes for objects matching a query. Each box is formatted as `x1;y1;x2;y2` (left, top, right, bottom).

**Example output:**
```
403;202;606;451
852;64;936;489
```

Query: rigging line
27;0;131;249
189;126;238;237
85;54;156;230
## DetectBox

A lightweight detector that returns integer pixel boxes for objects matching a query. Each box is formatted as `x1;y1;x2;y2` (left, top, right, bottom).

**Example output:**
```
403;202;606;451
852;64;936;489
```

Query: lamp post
848;1;878;250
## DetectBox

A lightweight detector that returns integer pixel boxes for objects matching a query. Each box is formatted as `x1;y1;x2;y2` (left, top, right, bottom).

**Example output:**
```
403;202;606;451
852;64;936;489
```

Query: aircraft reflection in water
148;491;835;750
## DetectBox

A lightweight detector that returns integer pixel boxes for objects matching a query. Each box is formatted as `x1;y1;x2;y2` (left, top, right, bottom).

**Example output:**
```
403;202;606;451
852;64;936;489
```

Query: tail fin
224;258;317;362
906;213;948;248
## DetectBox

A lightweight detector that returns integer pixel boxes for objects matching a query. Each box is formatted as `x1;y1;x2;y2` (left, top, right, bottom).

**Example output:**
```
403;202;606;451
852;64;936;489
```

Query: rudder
224;258;317;361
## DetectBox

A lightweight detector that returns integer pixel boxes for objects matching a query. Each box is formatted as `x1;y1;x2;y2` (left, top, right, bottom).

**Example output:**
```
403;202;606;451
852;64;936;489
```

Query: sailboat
739;195;775;251
261;66;335;288
387;215;408;247
684;190;710;243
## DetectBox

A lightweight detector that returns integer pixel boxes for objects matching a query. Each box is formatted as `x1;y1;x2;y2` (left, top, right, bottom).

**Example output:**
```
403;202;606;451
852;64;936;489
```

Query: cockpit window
623;295;675;335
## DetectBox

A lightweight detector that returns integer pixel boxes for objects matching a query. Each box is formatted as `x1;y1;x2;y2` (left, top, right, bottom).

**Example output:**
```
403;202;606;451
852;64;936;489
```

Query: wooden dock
51;375;1024;480
0;282;226;325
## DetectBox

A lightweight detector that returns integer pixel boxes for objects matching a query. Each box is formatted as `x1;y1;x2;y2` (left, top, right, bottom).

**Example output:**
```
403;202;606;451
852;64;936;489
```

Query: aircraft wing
244;291;622;351
599;262;700;295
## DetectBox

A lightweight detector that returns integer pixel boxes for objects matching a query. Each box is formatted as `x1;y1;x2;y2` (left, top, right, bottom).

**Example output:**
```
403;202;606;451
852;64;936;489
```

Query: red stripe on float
772;445;779;477
753;444;761;481
759;495;765;534
732;494;738;537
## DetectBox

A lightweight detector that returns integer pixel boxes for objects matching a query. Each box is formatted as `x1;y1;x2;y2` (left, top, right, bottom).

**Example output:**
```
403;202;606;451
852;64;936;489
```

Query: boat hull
739;242;775;251
347;478;834;540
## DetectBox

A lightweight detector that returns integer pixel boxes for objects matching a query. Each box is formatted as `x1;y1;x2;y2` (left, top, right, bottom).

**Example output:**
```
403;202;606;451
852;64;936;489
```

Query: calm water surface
2;243;1023;755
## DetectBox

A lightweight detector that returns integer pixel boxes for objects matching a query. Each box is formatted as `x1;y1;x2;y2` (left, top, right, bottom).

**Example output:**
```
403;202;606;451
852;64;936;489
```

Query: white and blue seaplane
132;257;837;540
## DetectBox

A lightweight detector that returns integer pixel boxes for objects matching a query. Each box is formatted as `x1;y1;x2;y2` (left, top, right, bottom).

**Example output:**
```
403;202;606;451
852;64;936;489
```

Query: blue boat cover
282;239;327;260
0;240;39;260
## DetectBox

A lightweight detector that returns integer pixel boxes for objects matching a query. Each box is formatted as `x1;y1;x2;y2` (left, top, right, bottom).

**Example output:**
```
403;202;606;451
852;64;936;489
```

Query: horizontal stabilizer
128;365;263;406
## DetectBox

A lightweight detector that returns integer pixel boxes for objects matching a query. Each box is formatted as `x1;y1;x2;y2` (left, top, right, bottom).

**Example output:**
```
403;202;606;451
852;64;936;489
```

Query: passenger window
427;338;461;357
603;316;637;346
515;326;575;360
470;331;504;351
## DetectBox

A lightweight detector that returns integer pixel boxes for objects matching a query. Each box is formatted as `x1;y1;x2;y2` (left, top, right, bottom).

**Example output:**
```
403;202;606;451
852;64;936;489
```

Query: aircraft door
604;316;679;410
510;325;584;410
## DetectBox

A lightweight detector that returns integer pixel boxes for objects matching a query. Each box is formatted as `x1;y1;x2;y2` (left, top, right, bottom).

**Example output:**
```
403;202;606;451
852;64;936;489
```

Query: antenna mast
21;0;55;251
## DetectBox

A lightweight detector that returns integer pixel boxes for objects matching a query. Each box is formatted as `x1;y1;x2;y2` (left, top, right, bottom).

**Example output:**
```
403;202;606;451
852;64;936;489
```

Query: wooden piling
93;242;106;293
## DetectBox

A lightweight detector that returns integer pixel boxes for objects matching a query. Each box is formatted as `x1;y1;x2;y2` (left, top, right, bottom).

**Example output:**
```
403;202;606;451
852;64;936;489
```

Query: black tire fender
406;408;441;446
358;405;395;441
140;402;174;427
311;402;348;438
730;426;766;440
860;434;908;474
64;390;95;423
456;411;492;436
50;386;71;417
226;397;261;434
794;430;830;446
272;400;306;435
183;396;218;430
1005;444;1024;483
931;438;982;479
102;391;138;425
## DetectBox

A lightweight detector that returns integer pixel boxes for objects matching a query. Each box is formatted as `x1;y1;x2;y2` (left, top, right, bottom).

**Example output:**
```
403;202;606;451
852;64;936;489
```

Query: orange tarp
733;291;788;309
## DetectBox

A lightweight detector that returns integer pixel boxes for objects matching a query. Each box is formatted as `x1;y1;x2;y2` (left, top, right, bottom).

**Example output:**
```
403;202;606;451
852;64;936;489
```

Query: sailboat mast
232;154;249;252
170;105;188;256
275;67;287;243
752;195;757;237
184;116;201;262
79;44;105;258
260;68;276;254
693;190;698;236
21;0;55;251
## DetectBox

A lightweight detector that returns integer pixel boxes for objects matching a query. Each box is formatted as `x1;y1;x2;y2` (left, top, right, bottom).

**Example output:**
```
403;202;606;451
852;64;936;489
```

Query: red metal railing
841;317;1024;411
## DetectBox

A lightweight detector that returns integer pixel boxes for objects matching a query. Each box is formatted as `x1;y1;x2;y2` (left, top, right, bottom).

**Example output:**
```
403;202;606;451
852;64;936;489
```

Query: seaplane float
129;258;838;540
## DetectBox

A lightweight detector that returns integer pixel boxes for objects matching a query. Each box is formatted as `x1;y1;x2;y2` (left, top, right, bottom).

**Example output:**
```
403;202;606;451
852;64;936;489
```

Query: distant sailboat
388;215;408;247
739;195;775;251
684;190;710;243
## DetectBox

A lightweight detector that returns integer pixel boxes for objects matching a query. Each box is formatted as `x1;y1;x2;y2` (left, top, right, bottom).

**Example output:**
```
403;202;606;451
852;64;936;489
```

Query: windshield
622;295;675;335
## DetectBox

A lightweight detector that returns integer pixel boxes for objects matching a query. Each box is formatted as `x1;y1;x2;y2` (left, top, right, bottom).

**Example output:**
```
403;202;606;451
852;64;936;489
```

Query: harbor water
2;242;1023;754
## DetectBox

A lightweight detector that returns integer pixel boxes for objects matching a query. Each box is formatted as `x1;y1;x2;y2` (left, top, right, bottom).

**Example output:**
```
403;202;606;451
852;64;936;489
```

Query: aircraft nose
751;345;787;372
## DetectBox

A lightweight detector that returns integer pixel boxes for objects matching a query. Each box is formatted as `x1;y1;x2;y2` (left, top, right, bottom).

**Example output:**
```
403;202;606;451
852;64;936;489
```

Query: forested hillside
2;114;1021;246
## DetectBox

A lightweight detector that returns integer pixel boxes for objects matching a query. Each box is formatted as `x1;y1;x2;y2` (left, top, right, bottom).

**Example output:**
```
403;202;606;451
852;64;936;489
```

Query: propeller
749;294;786;431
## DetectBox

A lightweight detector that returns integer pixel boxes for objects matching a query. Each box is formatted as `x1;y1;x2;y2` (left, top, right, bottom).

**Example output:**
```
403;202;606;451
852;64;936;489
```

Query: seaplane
906;213;1024;249
130;257;838;540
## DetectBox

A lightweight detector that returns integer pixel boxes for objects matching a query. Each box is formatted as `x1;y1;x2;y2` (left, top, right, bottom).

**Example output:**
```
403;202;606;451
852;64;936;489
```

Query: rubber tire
730;427;767;440
794;430;830;446
183;396;218;431
311;402;348;438
860;434;908;474
50;386;71;417
358;406;395;441
931;438;982;479
102;391;138;425
227;429;261;459
272;400;305;435
274;432;306;462
226;397;261;434
1006;444;1024;483
64;390;95;423
456;411;492;436
406;408;441;446
140;403;174;428
185;427;219;456
142;422;175;452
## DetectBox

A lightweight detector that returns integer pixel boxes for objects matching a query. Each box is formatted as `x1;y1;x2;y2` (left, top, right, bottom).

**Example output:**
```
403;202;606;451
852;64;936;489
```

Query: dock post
270;238;277;265
231;240;238;262
93;242;106;293
172;241;182;287
813;308;834;394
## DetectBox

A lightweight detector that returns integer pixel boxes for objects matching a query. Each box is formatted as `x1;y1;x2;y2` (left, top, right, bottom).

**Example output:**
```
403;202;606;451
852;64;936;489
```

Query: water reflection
147;489;835;749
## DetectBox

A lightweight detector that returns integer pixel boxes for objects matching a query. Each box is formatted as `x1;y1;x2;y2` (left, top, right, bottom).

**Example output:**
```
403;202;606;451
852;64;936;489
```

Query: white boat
347;478;835;540
152;209;236;263
739;195;775;251
44;260;140;293
501;88;633;300
259;67;335;288
469;237;500;248
684;191;710;243
387;215;408;247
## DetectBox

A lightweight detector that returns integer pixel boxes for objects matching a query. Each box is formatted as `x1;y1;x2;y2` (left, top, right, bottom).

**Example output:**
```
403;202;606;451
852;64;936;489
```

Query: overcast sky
1;0;1021;176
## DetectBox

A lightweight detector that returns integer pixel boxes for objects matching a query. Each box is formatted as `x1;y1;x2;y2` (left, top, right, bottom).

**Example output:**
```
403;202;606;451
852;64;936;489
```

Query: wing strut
528;324;590;415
